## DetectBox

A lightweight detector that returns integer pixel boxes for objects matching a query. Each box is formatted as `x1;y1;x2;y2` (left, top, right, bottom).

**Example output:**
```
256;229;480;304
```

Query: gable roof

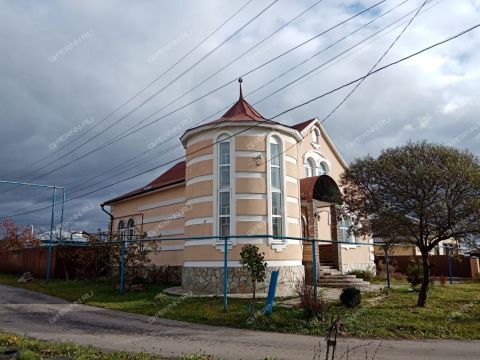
102;161;186;205
291;118;316;132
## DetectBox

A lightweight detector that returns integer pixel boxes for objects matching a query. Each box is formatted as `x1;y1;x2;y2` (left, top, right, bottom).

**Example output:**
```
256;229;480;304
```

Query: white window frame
213;133;236;251
305;157;315;177
311;127;320;144
118;220;126;240
267;133;287;251
317;161;329;176
127;218;136;240
338;215;355;243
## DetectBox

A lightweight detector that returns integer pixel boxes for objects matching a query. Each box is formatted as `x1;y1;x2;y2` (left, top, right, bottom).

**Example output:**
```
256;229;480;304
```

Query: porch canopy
300;175;342;204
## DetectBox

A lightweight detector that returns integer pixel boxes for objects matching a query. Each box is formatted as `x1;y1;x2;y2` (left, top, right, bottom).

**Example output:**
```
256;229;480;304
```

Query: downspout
101;203;114;239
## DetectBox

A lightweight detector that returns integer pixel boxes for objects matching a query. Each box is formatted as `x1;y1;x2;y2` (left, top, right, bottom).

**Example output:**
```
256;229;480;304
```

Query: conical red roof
208;79;270;123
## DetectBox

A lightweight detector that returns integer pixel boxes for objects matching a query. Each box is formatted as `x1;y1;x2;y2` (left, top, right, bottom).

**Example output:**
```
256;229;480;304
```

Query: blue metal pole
59;189;65;243
385;248;391;289
448;254;453;284
46;187;56;283
224;236;228;312
120;241;126;294
312;239;318;300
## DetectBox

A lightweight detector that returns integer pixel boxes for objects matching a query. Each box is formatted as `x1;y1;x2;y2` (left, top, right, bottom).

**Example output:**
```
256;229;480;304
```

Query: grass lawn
0;332;216;360
0;274;479;339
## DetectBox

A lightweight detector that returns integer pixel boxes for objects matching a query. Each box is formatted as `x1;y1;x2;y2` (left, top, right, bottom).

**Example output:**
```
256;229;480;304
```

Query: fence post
312;239;318;300
120;241;126;294
224;236;228;312
46;186;56;283
448;254;453;285
385;248;391;289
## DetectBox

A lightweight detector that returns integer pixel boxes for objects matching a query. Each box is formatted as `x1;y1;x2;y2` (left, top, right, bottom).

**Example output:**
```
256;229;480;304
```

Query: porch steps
317;265;371;289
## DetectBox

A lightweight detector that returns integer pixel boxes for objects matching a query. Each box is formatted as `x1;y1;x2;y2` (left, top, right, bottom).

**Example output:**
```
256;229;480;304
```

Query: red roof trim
103;161;186;205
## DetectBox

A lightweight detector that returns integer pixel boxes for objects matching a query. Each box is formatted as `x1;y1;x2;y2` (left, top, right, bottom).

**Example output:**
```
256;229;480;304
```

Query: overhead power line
7;22;479;218
6;0;398;214
9;0;385;186
7;0;254;181
3;0;442;216
3;0;276;187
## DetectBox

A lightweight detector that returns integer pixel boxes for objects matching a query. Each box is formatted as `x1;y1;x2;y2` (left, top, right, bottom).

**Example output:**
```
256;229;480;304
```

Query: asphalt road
0;284;478;359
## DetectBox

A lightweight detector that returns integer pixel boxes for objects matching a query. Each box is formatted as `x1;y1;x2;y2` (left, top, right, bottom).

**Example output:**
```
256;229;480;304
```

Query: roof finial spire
238;77;243;100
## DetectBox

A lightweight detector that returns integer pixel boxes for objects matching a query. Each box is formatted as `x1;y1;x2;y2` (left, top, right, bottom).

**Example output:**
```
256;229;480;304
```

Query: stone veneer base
181;265;305;296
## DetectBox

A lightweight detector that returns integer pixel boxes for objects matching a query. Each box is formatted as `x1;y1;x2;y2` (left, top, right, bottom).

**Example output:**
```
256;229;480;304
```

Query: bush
348;270;373;282
406;261;423;289
340;287;361;308
295;278;327;319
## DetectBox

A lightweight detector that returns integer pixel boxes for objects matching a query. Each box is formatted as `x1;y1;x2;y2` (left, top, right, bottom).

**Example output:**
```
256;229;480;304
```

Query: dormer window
311;127;320;144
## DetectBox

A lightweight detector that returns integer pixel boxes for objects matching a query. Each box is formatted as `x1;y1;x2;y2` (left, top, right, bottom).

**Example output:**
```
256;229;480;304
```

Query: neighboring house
373;238;459;256
102;84;376;295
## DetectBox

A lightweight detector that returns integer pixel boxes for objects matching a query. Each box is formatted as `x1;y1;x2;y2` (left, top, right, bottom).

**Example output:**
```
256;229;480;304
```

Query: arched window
270;136;284;236
118;220;126;240
317;161;329;176
305;158;315;177
217;134;231;236
127;218;136;240
311;127;320;144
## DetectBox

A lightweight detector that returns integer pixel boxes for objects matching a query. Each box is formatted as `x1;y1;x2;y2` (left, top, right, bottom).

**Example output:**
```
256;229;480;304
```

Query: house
102;83;376;295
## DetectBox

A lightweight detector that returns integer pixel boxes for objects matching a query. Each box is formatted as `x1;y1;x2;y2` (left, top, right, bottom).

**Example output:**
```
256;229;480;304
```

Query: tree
341;141;480;307
239;244;268;313
0;218;40;252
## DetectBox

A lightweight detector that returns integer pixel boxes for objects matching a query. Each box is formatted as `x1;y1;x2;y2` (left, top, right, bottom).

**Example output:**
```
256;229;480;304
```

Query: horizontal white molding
286;196;298;204
144;214;184;224
236;172;265;179
236;150;265;158
237;193;267;200
285;156;297;164
184;260;303;268
286;176;298;184
287;217;299;224
148;228;184;236
185;217;213;226
237;215;267;222
186;174;213;186
186;195;213;205
184;238;302;247
138;197;185;211
160;245;184;251
186;154;213;166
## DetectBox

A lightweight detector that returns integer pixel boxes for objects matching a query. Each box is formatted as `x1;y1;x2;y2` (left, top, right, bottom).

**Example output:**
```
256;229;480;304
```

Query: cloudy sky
0;0;479;233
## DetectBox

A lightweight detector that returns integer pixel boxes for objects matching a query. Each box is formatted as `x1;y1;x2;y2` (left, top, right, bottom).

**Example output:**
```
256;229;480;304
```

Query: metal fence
11;234;467;312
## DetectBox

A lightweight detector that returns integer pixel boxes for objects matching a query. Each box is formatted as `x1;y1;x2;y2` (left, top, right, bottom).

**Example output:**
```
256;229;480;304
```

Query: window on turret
270;136;283;236
218;136;231;237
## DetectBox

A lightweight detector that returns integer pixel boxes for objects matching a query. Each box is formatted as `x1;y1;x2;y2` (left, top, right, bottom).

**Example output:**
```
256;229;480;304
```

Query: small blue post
223;236;228;312
265;270;279;315
312;239;318;299
46;187;56;283
385;248;391;289
448;254;453;285
120;242;126;294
